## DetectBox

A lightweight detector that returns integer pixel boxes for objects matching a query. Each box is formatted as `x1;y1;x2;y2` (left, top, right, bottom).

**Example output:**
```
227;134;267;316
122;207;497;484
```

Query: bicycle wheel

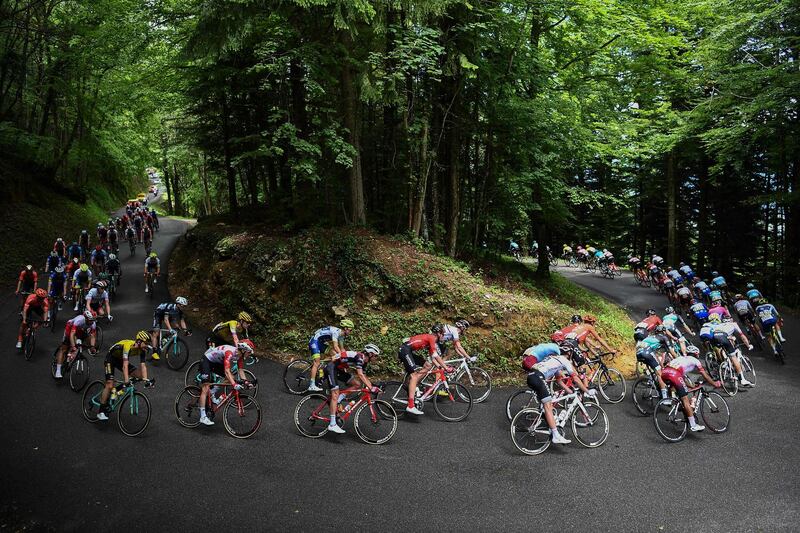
117;392;151;437
699;391;730;433
283;359;312;394
632;377;661;416
594;367;626;403
379;380;409;419
51;347;60;379
175;386;202;428
95;325;104;351
740;355;757;386
704;352;720;379
773;335;785;364
505;389;538;422
653;398;687;443
719;359;738;396
353;400;397;445
432;383;472;422
223;394;261;439
510;408;551;455
454;367;492;403
23;330;35;361
50;304;59;332
571;402;609;448
69;355;90;392
184;360;202;387
294;393;330;438
165;337;189;370
82;380;106;422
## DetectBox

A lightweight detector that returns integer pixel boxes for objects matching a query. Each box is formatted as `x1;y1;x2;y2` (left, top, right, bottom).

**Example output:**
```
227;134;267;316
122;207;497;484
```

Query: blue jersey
746;289;762;300
690;302;709;319
525;343;561;360
755;304;778;326
712;276;727;287
49;271;67;292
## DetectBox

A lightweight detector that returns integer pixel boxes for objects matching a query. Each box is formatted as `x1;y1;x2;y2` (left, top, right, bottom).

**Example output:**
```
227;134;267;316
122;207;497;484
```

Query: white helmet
363;344;381;356
175;296;188;306
108;254;116;260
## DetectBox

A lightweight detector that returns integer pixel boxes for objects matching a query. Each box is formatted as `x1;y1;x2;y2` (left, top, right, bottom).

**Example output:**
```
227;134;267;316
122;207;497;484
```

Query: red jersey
405;334;439;355
640;315;662;331
64;315;96;339
552;324;576;342
19;270;38;284
24;294;49;313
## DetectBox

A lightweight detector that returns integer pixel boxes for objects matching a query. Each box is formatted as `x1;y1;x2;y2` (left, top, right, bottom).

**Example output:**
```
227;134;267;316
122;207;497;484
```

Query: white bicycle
440;354;492;403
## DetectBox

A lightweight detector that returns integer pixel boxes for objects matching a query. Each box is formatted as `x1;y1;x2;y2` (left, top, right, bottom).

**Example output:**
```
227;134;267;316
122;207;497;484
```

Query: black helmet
430;324;444;334
570;314;583;324
665;306;674;314
646;308;656;316
655;325;666;333
455;319;470;330
633;330;647;341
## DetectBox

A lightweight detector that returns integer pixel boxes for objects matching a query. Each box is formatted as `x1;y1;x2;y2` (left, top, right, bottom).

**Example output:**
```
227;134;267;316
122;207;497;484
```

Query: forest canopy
1;0;798;302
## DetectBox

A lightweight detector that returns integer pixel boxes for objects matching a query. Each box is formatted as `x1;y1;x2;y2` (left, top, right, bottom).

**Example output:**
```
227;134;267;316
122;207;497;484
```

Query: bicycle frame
442;355;478;382
306;387;376;425
88;380;142;415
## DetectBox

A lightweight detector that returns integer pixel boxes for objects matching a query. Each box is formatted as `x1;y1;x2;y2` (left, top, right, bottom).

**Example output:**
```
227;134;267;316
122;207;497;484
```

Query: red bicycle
294;385;398;444
175;381;262;439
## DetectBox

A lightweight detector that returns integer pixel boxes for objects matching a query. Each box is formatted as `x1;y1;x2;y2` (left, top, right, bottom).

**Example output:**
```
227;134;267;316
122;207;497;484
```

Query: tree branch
558;33;620;71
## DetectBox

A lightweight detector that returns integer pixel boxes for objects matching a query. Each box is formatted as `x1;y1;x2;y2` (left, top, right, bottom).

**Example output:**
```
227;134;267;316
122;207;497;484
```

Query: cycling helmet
363;343;380;356
746;283;755;289
340;318;355;329
83;309;97;321
238;311;253;322
665;306;674;314
686;345;700;355
723;316;733;323
570;314;583;324
80;263;89;272
455;319;470;330
734;294;743;300
50;250;57;257
551;331;566;343
95;280;107;289
693;276;700;282
633;329;647;342
679;262;685;267
430;323;444;334
35;288;47;298
521;355;538;372
55;265;65;273
237;339;255;354
56;237;63;242
174;296;188;306
676;283;684;289
654;325;666;333
135;330;150;342
108;254;116;260
646;309;656;316
72;257;79;264
149;252;157;258
711;297;722;304
712;271;719;277
25;264;33;271
95;245;102;251
582;315;597;324
97;223;102;228
708;313;722;324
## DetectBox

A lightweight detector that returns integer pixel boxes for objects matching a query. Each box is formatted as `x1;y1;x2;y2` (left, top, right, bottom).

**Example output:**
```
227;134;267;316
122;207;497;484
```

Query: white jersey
733;300;753;316
532;355;575;380
85;287;108;303
677;287;691;297
441;324;461;343
714;322;742;337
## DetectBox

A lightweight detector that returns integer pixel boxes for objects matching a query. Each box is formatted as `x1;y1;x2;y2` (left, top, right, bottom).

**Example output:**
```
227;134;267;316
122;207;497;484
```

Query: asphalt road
2;224;798;532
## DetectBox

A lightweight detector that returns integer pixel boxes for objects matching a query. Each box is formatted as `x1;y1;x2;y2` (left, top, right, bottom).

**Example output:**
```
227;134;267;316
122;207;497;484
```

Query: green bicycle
82;378;152;437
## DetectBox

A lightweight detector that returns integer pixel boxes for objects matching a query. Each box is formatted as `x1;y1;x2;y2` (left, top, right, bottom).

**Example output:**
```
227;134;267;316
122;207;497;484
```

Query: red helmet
550;331;566;343
237;339;255;354
95;245;102;251
35;288;47;298
582;315;597;324
521;355;538;372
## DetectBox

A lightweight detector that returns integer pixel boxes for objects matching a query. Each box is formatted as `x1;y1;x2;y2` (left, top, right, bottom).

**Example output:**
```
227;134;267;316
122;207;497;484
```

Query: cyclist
16;288;49;349
693;278;711;302
150;208;159;230
47;264;69;315
754;298;786;353
142;224;154;253
551;315;581;341
660;273;676;302
71;263;93;311
651;254;665;268
648;261;662;285
67;240;83;262
521;346;597;445
125;225;136;245
675;284;692;313
97;331;154;421
53;310;98;379
746;283;763;305
85;280;112;320
44;250;63;274
594;248;606;267
197;340;255;426
209;311;253;347
627;254;642;273
733;294;757;329
439;319;471;360
521;342;560;368
711;271;727;291
307;320;354;392
633;328;672;399
508;239;521;258
634;309;662;337
108;225;119;253
323;344;381;434
398;325;447;415
90;244;107;275
707;297;730;320
144;251;160;293
562;244;573;260
678;262;694;282
105;253;122;287
97;223;108;247
661;355;721;432
15;265;38;306
569;315;617;356
663;307;694;357
78;229;90;253
666;266;683;284
53;237;67;258
150;296;190;360
708;313;754;387
133;213;143;242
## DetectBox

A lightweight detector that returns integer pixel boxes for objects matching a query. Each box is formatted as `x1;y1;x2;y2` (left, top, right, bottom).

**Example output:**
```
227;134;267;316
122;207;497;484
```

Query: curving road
1;220;798;532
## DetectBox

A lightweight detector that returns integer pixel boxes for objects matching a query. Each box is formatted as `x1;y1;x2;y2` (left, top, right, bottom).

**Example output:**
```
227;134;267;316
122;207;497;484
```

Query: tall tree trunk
410;119;429;236
340;46;366;225
172;162;183;216
220;90;239;218
666;149;677;265
445;109;460;257
696;151;710;274
200;153;212;215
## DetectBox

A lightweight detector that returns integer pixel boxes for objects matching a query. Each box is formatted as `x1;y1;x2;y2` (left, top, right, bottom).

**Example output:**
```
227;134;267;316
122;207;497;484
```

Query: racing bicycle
82;378;152;437
175;381;261;439
653;380;729;443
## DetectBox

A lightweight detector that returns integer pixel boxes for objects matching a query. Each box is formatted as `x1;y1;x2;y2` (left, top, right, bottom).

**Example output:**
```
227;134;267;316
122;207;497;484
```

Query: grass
170;221;637;381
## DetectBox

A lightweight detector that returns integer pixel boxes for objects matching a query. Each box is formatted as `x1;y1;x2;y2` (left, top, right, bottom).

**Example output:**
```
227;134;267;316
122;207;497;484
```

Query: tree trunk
340;47;366;225
696;151;710;274
220;90;239;218
666;149;677;265
200;153;212;215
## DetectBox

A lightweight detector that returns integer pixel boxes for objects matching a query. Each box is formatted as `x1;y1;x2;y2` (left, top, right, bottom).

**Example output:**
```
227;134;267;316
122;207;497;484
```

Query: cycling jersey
108;229;118;243
638;334;670;352
404;334;440;355
522;343;560;364
636;316;662;332
652;255;663;264
90;249;107;264
667;269;682;281
679;265;693;276
333;350;369;372
97;228;108;242
72;270;93;286
212;320;247;344
309;326;345;356
85;287;108;304
145;257;160;271
709;290;722;302
707;305;730;319
143;228;153;242
712;276;727;288
531;355;575;379
18;270;38;291
734;299;754;316
106;259;121;274
594;251;604;259
694;281;709;292
126;228;135;239
755;304;779;326
67;244;82;260
154;302;183;321
676;287;692;298
64;315;96;340
714;322;742;337
49;271;67;295
45;255;63;272
203;345;241;369
440;324;461;343
663;313;687;331
509;241;520;250
690;302;708;319
628;257;641;267
746;289;762;300
698;322;715;341
667;355;704;375
23;294;49;313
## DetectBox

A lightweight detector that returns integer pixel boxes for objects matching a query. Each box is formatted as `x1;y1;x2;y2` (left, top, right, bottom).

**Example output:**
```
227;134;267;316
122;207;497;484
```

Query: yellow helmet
80;263;89;272
135;330;150;342
238;311;253;323
340;318;355;329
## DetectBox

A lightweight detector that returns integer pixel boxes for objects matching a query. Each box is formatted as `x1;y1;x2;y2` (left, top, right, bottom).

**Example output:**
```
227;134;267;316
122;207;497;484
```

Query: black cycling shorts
526;370;552;404
104;356;138;380
636;349;661;372
398;343;425;374
711;332;736;355
323;362;353;390
199;357;225;383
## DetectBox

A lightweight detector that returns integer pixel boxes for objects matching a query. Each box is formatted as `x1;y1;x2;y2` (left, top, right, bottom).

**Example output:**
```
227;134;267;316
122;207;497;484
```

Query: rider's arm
104;294;111;316
452;339;469;359
122;354;130;383
587;326;614;353
164;315;173;331
355;367;373;390
331;339;344;357
569;372;592;394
